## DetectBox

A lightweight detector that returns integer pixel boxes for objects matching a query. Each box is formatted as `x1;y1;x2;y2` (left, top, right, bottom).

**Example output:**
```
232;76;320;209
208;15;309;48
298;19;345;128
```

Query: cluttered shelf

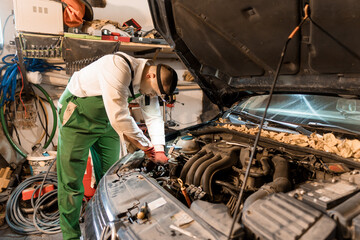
18;32;176;75
62;32;174;54
19;32;174;56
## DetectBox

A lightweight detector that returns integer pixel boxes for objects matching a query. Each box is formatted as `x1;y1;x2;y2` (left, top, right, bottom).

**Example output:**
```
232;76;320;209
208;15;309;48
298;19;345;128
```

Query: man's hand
146;145;168;164
154;151;169;164
144;146;155;160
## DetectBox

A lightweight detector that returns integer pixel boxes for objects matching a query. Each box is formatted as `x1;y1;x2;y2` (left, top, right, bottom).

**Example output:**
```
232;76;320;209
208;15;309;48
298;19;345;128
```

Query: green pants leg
57;89;120;240
90;127;120;184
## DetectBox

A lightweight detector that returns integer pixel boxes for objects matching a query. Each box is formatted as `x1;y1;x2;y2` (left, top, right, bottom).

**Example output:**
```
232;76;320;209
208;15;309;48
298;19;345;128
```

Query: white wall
0;0;16;57
0;0;18;164
92;0;154;31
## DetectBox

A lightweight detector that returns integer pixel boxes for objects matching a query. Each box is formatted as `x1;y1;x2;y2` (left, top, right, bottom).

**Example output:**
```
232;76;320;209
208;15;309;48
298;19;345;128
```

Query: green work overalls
57;88;120;240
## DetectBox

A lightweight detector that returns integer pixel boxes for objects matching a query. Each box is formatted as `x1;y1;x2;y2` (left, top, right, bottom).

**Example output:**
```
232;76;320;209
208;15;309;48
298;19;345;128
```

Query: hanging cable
227;4;309;239
0;84;57;157
35;96;49;145
6;107;22;146
0;54;60;156
17;65;27;118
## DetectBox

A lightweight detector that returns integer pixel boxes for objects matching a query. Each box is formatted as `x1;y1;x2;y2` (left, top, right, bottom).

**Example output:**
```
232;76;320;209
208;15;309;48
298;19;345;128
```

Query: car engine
135;125;360;239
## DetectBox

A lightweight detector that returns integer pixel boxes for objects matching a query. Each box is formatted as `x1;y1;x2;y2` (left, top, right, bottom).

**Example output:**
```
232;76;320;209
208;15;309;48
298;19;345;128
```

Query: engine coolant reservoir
177;135;200;154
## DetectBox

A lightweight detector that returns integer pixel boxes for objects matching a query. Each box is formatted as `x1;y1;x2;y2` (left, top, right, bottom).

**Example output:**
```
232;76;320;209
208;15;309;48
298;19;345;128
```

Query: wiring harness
0;54;62;105
0;54;60;157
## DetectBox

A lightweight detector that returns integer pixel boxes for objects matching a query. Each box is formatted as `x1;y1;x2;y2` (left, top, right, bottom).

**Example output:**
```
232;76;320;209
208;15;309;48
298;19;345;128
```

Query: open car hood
148;0;360;108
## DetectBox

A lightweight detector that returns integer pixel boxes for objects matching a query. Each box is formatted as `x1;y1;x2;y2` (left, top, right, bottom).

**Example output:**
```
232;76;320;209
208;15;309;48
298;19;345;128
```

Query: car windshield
233;94;360;132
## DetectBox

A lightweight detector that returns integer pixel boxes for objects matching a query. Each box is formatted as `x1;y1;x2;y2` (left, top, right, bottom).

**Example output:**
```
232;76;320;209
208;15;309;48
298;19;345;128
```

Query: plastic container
27;150;57;175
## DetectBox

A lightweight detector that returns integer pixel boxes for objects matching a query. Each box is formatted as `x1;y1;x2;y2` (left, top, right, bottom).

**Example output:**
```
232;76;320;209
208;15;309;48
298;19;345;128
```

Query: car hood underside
148;0;360;107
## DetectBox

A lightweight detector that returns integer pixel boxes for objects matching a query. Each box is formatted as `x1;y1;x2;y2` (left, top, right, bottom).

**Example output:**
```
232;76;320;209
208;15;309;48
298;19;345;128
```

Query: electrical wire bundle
0;54;18;106
0;53;61;234
0;54;59;157
5;159;61;234
0;54;63;106
2;87;54;152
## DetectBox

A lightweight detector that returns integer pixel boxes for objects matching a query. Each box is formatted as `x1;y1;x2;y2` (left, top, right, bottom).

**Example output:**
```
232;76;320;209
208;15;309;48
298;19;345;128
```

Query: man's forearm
123;134;153;151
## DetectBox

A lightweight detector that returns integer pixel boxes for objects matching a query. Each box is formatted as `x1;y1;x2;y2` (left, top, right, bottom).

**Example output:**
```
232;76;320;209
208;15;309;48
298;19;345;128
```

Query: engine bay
133;125;360;239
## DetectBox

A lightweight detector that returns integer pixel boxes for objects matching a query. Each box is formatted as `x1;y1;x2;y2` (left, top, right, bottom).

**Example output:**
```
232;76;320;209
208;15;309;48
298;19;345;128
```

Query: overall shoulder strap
113;53;136;99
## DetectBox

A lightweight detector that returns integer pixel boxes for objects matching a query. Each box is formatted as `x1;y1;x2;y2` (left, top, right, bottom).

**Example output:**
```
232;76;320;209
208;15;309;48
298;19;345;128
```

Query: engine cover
242;193;336;240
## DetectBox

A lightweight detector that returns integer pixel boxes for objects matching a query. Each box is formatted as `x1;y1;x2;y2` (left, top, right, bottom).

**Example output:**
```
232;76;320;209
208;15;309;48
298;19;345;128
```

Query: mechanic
57;52;178;240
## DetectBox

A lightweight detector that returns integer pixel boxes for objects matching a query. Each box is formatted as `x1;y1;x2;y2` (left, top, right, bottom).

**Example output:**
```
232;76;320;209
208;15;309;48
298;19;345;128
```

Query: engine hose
215;180;241;193
242;156;291;212
0;84;57;157
5;158;61;235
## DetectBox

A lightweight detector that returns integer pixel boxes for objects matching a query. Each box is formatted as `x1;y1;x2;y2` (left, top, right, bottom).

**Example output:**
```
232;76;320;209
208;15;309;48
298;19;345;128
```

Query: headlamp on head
156;64;178;103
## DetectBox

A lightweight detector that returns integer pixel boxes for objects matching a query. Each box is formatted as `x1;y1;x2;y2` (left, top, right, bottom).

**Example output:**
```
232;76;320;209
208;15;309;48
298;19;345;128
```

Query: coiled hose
5;158;60;234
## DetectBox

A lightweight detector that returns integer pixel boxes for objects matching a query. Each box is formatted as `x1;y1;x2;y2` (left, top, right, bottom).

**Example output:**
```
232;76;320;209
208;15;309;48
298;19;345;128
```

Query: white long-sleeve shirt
66;52;165;147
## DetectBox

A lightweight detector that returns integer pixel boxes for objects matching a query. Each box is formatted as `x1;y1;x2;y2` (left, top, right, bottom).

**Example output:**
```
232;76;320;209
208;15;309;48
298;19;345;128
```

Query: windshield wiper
307;122;360;136
229;110;313;136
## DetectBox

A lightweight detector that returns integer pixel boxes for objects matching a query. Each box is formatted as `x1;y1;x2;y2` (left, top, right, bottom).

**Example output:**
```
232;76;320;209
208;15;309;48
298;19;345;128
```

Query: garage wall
0;0;18;164
0;0;154;57
92;0;154;31
0;0;204;161
0;0;16;57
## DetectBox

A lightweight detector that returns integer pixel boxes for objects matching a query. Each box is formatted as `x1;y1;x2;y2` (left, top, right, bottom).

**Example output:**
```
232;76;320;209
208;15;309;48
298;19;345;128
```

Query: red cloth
62;0;85;27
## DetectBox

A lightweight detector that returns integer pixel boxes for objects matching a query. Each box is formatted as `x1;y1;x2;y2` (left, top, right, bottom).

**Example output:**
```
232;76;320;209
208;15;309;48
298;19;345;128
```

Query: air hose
5;159;61;235
5;158;60;234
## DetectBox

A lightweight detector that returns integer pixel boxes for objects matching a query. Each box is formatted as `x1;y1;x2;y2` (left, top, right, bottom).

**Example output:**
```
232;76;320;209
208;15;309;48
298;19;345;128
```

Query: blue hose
0;54;63;156
0;54;63;106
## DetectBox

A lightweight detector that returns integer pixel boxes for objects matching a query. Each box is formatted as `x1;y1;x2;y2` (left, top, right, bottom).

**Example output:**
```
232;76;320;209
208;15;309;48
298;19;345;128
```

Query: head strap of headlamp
156;64;178;96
